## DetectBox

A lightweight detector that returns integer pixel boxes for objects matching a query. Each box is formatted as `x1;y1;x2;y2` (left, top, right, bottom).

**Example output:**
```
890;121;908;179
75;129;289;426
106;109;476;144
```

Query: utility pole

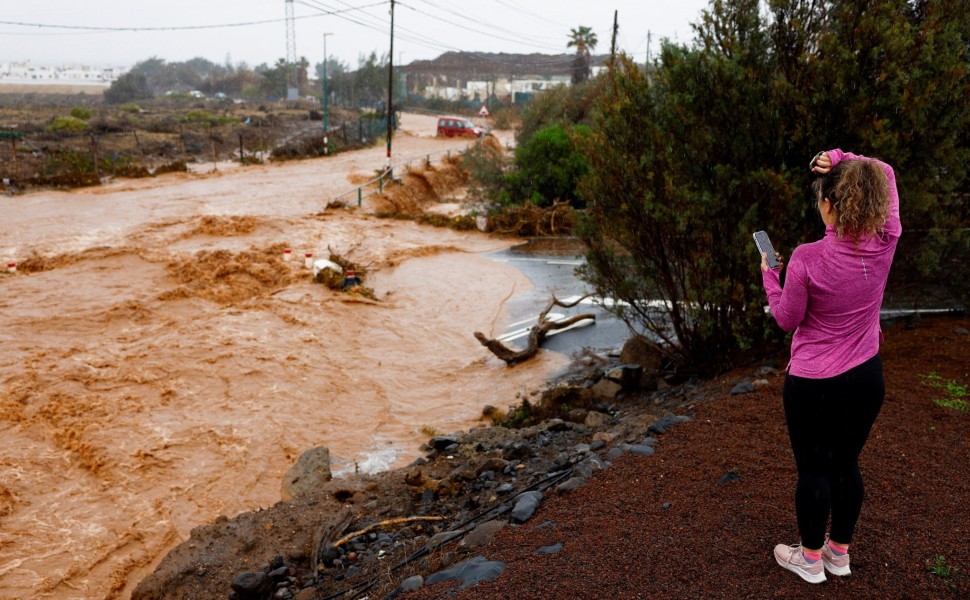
284;0;298;101
322;32;333;155
646;30;652;65
610;11;619;70
386;0;395;171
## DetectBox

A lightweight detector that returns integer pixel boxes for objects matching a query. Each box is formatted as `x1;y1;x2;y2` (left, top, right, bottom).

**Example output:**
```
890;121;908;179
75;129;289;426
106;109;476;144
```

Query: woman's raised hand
811;151;832;174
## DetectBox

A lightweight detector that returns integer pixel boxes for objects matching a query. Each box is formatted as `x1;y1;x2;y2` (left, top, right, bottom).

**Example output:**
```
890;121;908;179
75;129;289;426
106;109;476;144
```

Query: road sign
478;105;490;117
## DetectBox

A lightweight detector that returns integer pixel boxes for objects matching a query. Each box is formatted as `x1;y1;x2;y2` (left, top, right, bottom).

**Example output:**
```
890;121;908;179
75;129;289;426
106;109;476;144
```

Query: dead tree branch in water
475;294;596;366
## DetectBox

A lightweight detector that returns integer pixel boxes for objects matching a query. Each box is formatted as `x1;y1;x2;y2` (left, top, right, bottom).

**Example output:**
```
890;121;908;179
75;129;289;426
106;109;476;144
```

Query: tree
104;72;152;104
577;0;968;373
568;25;599;84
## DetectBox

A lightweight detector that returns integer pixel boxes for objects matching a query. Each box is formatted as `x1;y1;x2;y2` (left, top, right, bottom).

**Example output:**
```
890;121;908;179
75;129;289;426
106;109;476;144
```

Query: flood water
0;116;565;599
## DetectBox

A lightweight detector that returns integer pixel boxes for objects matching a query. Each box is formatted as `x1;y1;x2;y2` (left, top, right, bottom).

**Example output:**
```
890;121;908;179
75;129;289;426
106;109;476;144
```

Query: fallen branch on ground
475;294;596;366
331;516;446;549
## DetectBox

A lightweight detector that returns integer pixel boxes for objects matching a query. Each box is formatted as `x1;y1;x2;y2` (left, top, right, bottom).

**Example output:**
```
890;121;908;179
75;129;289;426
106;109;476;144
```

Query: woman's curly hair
812;159;889;240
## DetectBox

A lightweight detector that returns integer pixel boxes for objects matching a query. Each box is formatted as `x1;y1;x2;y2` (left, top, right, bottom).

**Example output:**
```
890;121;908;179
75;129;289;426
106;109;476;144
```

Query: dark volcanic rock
425;555;507;590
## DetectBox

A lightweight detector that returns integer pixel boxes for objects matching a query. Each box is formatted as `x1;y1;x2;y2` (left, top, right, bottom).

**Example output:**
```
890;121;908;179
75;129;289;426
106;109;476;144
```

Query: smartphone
753;230;781;270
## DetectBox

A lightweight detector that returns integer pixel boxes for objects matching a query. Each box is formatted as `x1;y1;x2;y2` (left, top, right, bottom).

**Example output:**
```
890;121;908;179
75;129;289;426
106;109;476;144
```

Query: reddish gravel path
403;316;969;599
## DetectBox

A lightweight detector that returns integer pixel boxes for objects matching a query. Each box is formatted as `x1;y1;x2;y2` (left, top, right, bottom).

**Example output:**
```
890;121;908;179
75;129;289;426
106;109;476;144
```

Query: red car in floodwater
436;116;484;138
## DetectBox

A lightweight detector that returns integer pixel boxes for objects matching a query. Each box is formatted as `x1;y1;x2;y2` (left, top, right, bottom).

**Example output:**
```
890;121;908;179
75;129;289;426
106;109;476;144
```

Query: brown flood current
0;118;563;599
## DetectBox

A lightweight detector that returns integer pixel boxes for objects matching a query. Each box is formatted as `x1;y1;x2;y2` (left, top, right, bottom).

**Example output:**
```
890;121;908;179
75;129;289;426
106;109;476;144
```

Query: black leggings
783;354;885;550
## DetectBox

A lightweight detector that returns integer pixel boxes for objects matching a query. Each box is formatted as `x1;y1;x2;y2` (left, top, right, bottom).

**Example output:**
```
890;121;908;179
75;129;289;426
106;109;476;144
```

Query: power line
301;0;457;56
412;0;564;45
396;1;564;52
298;0;579;69
489;0;571;29
0;3;386;32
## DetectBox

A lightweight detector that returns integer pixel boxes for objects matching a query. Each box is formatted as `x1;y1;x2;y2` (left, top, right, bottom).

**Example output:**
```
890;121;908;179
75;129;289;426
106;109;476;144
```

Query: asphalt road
488;245;630;358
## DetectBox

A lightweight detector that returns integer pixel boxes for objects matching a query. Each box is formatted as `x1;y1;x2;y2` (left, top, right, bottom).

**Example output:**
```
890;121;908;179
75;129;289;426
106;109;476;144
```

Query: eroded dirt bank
0;117;557;600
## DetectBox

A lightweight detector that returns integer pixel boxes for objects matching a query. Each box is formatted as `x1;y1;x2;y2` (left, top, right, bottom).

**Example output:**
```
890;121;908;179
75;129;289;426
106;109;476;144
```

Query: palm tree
567;26;598;84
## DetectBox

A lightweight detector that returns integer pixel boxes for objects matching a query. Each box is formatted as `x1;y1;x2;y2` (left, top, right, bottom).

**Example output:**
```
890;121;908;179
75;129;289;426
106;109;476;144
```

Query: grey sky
0;0;712;69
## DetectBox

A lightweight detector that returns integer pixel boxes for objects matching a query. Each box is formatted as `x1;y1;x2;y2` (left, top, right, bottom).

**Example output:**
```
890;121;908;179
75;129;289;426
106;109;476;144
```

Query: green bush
503;124;590;208
46;116;88;133
69;107;92;120
120;103;142;113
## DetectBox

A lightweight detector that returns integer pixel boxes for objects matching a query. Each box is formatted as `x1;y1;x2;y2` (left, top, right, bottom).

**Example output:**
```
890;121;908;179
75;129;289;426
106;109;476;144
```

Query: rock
592;431;615;443
482;404;498;417
281;447;332;501
557;476;586;494
753;379;770;387
662;502;672;510
639;437;659;446
605;364;644;390
731;381;756;395
566;408;589;423
502;442;533;461
573;443;592;455
428;530;464;547
535;542;564;555
622;444;655;457
231;572;270;600
510;491;544;523
590;440;606;452
591;378;622;400
574;455;606;479
620;335;663;372
648;413;691;435
606;447;624;461
584;410;611;428
955;327;969;336
461;520;507;548
476;457;509;476
718;471;742;484
400;575;424;591
496;483;514;494
425;555;506;590
755;365;780;377
542;418;572;433
429;435;459;451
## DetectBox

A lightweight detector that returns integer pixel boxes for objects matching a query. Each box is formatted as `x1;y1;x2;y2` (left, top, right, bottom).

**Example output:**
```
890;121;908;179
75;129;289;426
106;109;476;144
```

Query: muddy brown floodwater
0;115;558;600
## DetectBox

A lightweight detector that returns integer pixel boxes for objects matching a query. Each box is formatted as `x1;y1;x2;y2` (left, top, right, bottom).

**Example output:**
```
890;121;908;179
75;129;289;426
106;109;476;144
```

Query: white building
0;60;129;85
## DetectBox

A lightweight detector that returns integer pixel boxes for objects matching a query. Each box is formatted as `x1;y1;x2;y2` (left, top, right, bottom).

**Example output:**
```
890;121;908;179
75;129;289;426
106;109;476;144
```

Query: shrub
502;123;590;208
46;116;88;133
69;107;92;120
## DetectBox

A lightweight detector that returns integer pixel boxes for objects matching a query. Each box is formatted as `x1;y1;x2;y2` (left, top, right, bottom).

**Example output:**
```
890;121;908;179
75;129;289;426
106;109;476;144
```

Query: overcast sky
0;0;712;69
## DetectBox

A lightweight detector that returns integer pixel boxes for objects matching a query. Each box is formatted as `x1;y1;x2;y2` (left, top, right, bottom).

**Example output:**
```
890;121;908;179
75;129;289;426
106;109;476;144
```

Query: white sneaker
774;543;826;584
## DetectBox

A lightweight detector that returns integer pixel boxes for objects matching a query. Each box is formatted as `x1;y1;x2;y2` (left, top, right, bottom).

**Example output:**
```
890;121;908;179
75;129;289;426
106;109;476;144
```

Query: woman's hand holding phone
761;251;785;273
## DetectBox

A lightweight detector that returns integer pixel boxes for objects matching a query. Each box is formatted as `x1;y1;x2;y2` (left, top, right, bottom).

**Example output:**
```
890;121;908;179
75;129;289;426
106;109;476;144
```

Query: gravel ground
401;315;969;599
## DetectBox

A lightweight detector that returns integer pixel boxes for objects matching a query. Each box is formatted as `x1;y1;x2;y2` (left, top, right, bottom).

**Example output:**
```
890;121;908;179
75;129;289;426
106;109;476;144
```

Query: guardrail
332;142;478;207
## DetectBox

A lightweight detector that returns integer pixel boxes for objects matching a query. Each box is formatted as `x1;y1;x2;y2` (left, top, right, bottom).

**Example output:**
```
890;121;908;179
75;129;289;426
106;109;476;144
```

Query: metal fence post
357;187;362;207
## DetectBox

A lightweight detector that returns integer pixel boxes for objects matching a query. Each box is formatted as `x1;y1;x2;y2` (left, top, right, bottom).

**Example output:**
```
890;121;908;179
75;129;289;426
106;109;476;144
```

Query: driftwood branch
331;516;446;548
475;294;596;366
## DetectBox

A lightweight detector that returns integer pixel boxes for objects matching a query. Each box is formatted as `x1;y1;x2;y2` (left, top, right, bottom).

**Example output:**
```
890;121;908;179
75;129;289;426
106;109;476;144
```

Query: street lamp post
322;32;333;155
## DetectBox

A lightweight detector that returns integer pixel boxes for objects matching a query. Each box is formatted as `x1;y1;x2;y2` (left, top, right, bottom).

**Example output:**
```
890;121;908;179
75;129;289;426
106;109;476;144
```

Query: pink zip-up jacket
762;149;900;378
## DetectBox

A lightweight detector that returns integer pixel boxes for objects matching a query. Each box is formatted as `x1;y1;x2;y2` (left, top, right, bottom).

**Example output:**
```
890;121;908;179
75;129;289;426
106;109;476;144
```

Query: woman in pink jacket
761;149;900;583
